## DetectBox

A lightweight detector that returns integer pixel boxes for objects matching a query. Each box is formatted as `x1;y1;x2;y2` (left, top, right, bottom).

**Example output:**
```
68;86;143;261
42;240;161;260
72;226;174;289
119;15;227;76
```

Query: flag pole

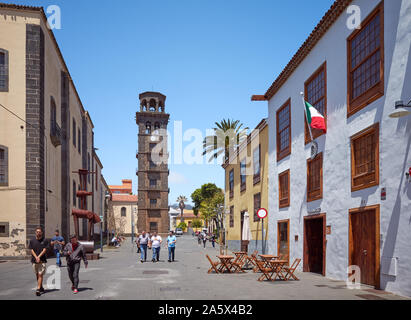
301;92;314;143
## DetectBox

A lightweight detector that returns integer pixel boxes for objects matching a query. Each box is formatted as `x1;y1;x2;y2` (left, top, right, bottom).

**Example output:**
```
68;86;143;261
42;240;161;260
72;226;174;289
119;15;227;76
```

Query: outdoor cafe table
269;260;288;281
259;255;279;268
217;255;235;273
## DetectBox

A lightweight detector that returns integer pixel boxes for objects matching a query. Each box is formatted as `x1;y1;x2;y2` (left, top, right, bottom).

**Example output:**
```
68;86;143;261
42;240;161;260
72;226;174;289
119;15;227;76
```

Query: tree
177;222;187;232
203;119;248;163
191;183;220;216
198;189;224;234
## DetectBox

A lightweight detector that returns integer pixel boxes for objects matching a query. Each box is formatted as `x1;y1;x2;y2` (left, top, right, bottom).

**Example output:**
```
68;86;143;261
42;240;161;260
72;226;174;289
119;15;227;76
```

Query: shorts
32;263;46;275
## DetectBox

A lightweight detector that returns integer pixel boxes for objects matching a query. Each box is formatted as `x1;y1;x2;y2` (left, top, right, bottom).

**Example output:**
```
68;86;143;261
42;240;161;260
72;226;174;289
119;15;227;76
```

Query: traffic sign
257;208;268;219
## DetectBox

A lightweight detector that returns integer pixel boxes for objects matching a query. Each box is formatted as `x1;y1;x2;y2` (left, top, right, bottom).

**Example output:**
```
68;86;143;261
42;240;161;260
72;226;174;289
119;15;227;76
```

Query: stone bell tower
136;92;170;235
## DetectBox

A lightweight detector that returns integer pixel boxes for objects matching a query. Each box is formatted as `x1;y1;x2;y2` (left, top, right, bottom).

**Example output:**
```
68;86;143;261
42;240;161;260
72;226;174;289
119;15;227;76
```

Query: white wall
267;0;411;297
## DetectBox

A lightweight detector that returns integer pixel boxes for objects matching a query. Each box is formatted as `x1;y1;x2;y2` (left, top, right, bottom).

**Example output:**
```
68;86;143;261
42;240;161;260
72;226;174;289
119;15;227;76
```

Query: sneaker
35;289;41;296
73;289;78;294
39;286;45;293
152;259;155;262
140;260;143;263
168;260;171;263
71;286;75;291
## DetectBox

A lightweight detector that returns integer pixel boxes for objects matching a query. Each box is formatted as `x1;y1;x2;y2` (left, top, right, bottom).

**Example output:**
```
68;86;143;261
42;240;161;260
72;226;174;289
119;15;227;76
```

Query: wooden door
277;220;290;265
349;207;380;287
304;215;325;275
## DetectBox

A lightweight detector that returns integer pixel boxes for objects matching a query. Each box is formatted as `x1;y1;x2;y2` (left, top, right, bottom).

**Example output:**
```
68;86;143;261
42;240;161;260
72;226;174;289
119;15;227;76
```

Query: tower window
145;122;151;134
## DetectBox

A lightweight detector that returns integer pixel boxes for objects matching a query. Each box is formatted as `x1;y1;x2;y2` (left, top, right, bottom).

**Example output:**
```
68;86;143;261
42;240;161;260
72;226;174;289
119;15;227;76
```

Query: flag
305;101;326;133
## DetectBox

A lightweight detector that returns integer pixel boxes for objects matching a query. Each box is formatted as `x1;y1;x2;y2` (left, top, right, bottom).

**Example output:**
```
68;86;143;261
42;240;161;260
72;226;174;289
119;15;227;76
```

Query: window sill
347;85;384;118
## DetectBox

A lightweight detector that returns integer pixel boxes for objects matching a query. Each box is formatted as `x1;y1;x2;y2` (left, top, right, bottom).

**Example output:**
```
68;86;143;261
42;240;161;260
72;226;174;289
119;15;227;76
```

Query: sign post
257;208;268;254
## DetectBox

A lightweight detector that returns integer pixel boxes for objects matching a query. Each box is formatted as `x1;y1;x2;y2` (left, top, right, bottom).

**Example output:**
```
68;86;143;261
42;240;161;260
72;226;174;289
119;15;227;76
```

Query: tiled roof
255;0;353;101
111;194;138;202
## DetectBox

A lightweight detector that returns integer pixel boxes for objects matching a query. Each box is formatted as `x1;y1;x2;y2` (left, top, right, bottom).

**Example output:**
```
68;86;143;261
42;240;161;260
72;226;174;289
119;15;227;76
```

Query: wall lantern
389;100;411;118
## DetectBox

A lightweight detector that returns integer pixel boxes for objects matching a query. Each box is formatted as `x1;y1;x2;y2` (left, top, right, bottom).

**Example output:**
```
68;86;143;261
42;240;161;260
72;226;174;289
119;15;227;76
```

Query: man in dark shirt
29;227;49;296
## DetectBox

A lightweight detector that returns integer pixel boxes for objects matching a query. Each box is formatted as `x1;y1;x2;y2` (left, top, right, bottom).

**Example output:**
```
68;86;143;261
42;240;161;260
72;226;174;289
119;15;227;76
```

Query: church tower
136;92;170;235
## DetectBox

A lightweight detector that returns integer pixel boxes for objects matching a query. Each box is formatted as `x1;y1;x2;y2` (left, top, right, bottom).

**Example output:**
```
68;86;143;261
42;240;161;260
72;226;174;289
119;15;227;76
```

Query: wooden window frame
279;169;290;208
304;62;327;144
229;206;234;228
253;193;261;222
350;123;379;192
253;144;261;185
0;145;9;186
347;2;384;117
276;98;291;161
307;152;323;202
229;169;234;199
240;158;246;193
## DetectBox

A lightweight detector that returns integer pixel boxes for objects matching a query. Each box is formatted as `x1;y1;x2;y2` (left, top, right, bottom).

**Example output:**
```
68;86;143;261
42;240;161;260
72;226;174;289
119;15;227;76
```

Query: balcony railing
50;121;62;147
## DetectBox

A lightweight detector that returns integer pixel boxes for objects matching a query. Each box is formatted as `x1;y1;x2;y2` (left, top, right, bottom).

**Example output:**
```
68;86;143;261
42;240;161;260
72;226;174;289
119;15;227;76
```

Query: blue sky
6;0;334;205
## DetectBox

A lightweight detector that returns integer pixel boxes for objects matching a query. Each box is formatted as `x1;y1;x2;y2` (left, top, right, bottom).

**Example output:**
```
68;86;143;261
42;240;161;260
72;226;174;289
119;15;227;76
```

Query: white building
253;0;411;297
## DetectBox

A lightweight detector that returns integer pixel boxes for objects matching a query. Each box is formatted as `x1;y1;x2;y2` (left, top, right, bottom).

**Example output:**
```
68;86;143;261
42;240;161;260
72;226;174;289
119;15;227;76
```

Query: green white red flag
305;101;326;133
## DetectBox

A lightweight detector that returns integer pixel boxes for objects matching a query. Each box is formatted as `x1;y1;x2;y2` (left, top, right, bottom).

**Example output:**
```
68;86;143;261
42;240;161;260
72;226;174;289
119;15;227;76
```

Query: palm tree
203;119;249;163
176;195;188;223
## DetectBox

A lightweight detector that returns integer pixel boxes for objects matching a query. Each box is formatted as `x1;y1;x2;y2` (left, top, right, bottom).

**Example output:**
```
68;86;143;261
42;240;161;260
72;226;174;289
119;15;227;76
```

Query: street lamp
389;100;411;118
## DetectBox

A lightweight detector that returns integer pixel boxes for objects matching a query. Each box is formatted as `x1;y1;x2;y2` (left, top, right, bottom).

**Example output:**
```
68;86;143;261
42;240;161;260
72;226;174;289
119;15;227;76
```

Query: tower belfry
136;92;170;235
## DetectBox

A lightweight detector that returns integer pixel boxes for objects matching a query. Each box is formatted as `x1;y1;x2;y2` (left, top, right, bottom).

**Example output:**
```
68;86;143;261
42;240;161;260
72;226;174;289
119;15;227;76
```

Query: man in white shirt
150;231;162;262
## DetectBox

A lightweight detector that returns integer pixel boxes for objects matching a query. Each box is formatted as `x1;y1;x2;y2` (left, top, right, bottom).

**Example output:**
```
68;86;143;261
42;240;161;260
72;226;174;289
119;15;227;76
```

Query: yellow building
0;4;106;257
173;210;205;232
223;119;269;253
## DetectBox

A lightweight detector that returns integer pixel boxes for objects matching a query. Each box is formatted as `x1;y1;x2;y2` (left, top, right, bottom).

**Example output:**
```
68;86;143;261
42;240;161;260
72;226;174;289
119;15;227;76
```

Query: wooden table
217;255;235;273
259;255;279;268
269;260;288;281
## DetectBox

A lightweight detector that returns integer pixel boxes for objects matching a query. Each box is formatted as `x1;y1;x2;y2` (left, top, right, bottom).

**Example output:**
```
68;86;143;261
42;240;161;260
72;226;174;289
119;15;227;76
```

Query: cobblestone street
0;235;409;300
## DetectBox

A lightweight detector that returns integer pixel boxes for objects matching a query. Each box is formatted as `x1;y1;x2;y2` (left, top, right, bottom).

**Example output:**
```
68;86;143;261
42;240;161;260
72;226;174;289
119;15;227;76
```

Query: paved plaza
0;235;409;300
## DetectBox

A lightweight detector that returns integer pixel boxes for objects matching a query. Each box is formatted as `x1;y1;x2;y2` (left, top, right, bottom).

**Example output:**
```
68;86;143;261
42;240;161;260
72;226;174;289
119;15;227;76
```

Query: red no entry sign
257;208;268;219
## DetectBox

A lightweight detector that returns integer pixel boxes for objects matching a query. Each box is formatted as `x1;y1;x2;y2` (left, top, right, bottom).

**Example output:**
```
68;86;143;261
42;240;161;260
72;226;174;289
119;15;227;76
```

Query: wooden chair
230;259;246;273
244;251;257;270
282;258;301;281
254;260;274;281
206;254;221;274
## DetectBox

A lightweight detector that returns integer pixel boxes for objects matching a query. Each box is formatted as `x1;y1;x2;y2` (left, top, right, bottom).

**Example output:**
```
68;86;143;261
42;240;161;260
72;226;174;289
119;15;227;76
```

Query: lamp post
389;100;411;118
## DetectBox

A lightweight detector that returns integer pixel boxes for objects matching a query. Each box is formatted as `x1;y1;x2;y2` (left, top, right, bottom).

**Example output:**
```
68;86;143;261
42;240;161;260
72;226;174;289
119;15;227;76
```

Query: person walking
137;230;149;263
150;231;162;262
210;233;216;248
50;230;65;267
166;231;177;262
29;227;49;296
197;232;202;245
201;230;208;249
64;235;88;294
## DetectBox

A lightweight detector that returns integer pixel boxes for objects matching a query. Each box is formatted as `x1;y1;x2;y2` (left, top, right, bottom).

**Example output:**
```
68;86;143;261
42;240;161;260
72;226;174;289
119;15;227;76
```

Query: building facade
253;0;411;297
108;179;138;236
136;92;170;235
223;119;269;254
0;4;106;257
